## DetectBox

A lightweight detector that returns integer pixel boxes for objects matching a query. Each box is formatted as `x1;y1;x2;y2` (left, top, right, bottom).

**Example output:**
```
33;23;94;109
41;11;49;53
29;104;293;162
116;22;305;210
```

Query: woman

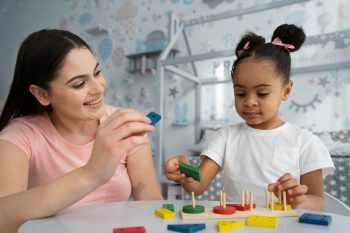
0;29;162;233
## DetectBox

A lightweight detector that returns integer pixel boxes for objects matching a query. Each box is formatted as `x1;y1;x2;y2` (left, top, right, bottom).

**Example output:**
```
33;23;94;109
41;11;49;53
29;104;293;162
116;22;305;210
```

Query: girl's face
233;57;293;130
47;48;106;122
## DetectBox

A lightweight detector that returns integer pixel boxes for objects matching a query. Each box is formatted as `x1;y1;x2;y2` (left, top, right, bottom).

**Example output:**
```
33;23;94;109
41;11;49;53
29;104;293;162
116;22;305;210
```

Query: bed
155;6;350;206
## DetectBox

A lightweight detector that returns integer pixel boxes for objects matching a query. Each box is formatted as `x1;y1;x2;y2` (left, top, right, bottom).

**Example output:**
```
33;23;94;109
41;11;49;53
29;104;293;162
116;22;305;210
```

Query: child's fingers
289;195;307;206
165;172;185;181
177;155;190;164
287;185;308;197
267;183;278;192
165;157;182;172
277;178;298;191
276;172;293;184
268;173;294;192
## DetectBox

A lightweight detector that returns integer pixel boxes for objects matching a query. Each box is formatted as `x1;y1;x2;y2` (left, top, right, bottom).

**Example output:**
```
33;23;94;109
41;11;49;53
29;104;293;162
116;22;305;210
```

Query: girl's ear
29;84;51;106
282;80;293;101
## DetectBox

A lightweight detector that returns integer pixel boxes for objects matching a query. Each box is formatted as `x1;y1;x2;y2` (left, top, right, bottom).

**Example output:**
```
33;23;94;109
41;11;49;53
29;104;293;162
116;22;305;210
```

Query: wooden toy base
227;204;256;211
181;207;300;220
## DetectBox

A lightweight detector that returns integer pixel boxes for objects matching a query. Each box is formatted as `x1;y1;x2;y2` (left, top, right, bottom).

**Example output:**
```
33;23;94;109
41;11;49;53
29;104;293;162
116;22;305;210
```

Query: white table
19;200;350;233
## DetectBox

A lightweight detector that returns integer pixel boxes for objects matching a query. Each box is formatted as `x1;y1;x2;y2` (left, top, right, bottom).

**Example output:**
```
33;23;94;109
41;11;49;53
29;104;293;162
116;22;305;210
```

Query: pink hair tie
271;37;295;52
238;41;250;56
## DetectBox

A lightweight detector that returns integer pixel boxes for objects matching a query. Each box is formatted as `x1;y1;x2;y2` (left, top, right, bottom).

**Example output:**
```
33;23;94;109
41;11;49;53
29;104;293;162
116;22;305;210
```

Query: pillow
317;131;350;156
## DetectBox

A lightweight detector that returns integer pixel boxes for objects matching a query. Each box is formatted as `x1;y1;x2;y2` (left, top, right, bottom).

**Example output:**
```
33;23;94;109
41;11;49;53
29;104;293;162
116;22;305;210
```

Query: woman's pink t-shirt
0;105;131;206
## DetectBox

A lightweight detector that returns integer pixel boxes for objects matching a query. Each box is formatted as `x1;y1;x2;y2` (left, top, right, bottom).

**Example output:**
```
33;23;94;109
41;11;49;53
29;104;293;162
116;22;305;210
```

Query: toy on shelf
182;192;205;214
179;162;201;182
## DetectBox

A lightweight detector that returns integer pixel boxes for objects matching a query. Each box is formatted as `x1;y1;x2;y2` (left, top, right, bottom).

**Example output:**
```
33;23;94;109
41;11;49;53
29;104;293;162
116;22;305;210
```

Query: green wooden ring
182;205;205;214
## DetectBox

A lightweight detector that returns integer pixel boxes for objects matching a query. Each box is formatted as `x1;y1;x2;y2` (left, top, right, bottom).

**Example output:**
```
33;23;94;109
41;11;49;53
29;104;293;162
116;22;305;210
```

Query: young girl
165;24;334;211
0;29;162;233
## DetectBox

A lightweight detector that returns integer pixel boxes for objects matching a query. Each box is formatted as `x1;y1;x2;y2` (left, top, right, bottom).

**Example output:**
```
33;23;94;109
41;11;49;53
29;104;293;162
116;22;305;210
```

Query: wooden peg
270;192;274;211
245;191;248;206
241;190;245;206
283;191;287;211
191;191;195;208
220;190;223;207
223;192;226;209
250;192;253;211
278;191;282;204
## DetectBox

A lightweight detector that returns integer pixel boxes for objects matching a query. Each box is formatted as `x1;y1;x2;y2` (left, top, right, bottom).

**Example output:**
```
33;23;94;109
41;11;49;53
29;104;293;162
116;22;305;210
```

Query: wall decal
144;102;153;109
124;93;134;106
343;118;350;128
58;19;69;29
135;39;146;53
112;91;121;101
98;38;113;61
339;0;350;20
152;13;162;22
285;10;311;25
169;87;179;99
145;30;166;51
112;47;125;67
184;0;194;5
140;87;149;98
173;103;189;126
289;94;322;113
317;12;332;32
318;76;330;88
115;2;138;36
304;29;350;49
115;2;138;21
224;60;231;78
79;12;93;25
200;40;212;52
122;75;135;86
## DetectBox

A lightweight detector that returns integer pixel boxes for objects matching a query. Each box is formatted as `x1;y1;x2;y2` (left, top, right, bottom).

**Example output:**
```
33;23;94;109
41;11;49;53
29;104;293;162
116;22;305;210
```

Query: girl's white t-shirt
201;122;335;204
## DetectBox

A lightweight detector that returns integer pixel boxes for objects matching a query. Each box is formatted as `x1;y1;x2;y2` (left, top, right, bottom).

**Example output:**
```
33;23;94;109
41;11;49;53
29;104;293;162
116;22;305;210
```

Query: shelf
172;120;189;126
125;49;179;74
85;26;109;36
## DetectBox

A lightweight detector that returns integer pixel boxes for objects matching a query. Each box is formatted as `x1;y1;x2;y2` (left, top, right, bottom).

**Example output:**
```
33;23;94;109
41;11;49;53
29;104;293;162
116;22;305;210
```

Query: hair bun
271;24;306;52
235;32;265;56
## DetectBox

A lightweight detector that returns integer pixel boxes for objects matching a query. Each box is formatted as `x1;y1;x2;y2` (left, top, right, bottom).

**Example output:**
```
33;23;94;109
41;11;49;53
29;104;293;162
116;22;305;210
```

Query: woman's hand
268;172;308;207
84;109;155;186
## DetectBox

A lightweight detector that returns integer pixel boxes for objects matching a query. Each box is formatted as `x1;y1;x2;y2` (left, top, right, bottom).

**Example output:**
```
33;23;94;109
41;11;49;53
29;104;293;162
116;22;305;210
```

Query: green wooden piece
182;205;205;214
162;204;175;212
179;162;201;182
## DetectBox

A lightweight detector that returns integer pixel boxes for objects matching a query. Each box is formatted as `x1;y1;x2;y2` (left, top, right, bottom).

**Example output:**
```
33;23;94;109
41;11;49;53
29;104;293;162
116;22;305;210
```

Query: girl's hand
164;155;194;183
268;173;308;207
84;108;155;186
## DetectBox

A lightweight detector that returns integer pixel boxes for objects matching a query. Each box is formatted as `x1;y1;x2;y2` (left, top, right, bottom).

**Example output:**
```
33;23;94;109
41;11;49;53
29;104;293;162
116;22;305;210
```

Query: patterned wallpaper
0;0;350;151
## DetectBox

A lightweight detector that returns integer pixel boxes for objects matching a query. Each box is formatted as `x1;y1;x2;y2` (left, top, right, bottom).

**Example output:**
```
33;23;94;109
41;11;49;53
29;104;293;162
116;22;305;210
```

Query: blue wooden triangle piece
167;223;205;233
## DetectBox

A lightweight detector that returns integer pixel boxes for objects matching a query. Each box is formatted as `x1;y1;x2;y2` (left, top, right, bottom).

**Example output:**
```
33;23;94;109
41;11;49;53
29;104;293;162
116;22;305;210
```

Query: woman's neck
48;112;99;145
